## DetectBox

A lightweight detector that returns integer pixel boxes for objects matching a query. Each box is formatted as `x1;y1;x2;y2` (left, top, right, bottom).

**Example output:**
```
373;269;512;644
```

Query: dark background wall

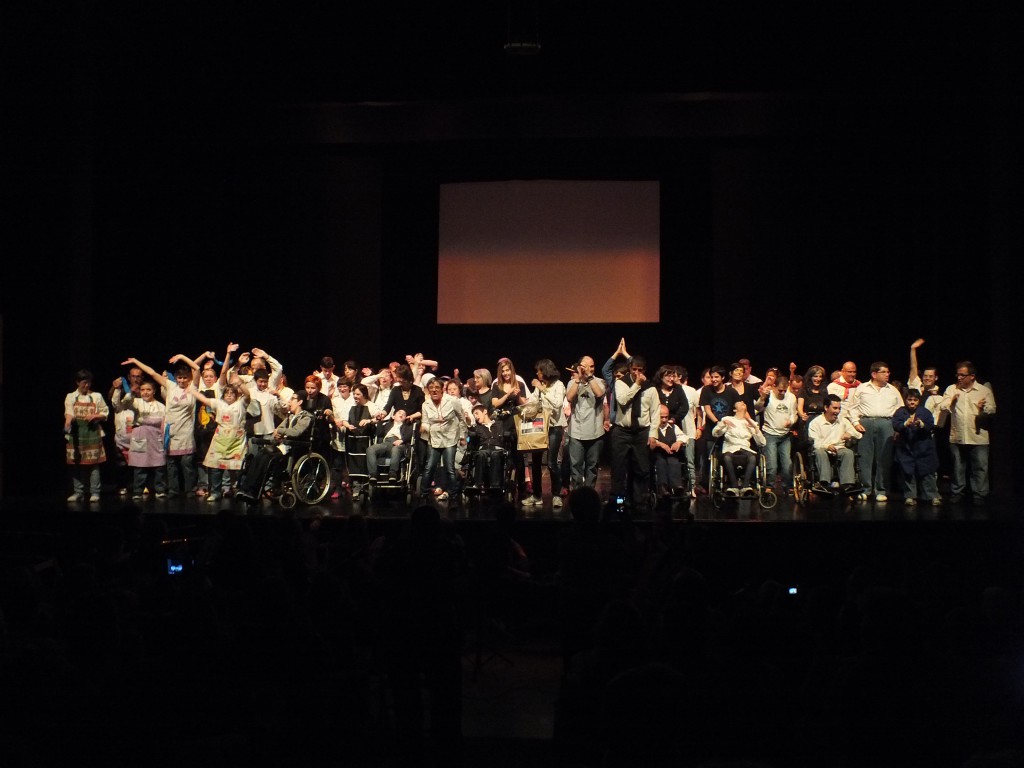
3;6;1018;499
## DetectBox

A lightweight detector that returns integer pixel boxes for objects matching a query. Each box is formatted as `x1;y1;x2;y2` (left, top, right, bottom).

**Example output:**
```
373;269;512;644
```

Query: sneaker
690;488;697;499
875;493;888;502
930;497;943;506
856;493;868;501
436;491;449;502
89;494;101;503
195;488;208;497
552;496;563;508
388;474;398;482
741;487;756;498
207;493;219;502
131;495;143;501
905;498;917;506
119;488;127;496
812;481;830;494
67;493;84;502
725;488;739;498
521;496;537;506
155;492;167;499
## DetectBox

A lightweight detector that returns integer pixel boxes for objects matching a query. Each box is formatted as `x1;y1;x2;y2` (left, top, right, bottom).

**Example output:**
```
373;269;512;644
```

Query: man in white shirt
610;356;660;507
808;394;862;490
849;361;904;502
566;355;607;490
940;361;996;505
757;375;798;493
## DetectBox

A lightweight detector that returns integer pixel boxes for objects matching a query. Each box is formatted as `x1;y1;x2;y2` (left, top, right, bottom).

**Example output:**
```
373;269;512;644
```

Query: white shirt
808;413;862;451
761;391;798;436
940;382;996;445
420;393;467;448
850;381;904;423
712;416;766;453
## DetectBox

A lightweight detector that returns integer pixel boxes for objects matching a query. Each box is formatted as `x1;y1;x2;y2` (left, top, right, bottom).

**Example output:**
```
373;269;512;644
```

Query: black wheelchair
364;426;419;505
708;438;779;511
792;438;865;505
460;433;516;504
238;411;332;510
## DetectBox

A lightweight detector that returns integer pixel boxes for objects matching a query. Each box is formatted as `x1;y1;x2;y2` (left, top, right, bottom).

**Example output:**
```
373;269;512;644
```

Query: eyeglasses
956;372;972;378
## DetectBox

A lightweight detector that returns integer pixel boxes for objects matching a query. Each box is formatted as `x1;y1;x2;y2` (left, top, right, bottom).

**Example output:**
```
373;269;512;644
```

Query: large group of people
64;337;997;509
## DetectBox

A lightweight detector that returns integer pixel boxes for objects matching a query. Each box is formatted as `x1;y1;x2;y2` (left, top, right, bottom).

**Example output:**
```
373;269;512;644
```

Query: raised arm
169;353;201;386
121;357;170;389
219;342;239;387
909;338;925;385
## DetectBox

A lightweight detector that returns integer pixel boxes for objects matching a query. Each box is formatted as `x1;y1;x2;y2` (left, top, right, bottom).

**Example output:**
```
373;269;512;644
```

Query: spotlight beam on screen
438;180;660;324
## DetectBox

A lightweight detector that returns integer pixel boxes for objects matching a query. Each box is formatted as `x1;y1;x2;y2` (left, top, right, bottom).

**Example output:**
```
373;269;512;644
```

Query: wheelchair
460;433;516;504
792;438;865;505
708;439;778;511
363;428;418;505
238;411;332;510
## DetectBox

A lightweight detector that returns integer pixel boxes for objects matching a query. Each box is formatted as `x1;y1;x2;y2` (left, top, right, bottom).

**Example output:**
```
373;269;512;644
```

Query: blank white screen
438;180;660;324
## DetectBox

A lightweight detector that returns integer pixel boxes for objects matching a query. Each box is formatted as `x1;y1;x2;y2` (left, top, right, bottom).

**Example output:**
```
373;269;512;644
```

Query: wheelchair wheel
709;452;725;510
292;451;331;505
279;491;297;510
759;488;779;509
756;455;779;509
793;452;810;505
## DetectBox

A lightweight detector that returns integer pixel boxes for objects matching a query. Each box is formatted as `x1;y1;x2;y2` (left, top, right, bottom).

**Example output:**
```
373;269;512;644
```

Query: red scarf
833;378;860;399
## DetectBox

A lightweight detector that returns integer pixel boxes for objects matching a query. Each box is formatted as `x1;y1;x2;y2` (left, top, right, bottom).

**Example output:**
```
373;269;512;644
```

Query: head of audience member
773;376;789;398
392;408;407;424
377;367;394;389
614;361;630;381
673;365;688;385
471;402;491;425
710;366;728;390
839;361;858;384
336;381;352;400
319;356;336;378
764;367;779;386
285;389;302;415
426;378;444;404
739;358;755;380
823;393;842;423
576;356;596;382
804;365;826;391
278;386;296;410
955;361;977;390
446;378;463;398
869;361;891;386
658;403;670;427
304;375;322;400
253;368;270;391
353;384;369;405
788;373;803;395
534;358;560;386
223;383;241;404
733;401;750;420
139;381;157;402
473;368;493;393
250;354;268;373
831;369;842;382
700;367;712;387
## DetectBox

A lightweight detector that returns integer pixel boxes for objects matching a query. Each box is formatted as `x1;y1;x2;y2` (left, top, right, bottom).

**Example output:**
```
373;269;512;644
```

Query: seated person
366;409;414;482
711;401;765;497
236;390;313;501
807;393;862;492
463;403;507;489
649;403;686;496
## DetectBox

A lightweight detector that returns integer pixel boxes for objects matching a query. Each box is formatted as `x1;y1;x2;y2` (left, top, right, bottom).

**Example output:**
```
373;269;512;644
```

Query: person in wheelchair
711;401;766;497
366;408;414;483
649;403;686;497
807;394;862;494
462;402;508;490
236;389;313;502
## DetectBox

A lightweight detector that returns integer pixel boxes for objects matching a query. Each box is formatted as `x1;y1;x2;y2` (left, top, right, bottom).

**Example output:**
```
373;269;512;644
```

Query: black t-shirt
699;386;737;426
728;382;759;420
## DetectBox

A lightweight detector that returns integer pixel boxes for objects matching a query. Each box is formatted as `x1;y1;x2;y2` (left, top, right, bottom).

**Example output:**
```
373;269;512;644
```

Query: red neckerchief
833;378;861;399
